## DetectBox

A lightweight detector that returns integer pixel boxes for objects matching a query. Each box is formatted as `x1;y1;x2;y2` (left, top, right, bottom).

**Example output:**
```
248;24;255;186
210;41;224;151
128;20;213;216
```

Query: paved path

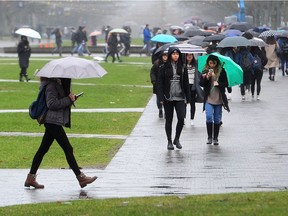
1;49;288;206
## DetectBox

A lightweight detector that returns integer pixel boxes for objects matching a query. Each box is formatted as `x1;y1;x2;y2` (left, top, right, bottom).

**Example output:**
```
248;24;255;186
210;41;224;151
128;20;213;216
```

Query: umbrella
169;25;184;31
229;22;253;32
221;29;242;37
151;34;178;43
184;29;211;37
110;28;128;34
170;43;206;54
174;34;189;41
154;43;177;54
187;35;206;46
217;36;251;48
35;57;107;79
89;30;102;37
197;52;243;87
15;27;41;39
258;30;278;39
203;34;225;42
249;37;267;47
277;30;288;38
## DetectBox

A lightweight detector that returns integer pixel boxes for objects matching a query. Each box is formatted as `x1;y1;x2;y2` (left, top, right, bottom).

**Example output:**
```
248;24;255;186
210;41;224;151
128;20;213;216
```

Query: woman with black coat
157;47;190;150
17;35;31;82
200;55;230;145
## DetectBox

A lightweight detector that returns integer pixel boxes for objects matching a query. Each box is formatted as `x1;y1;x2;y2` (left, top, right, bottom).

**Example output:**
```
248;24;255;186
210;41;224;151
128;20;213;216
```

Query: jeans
205;102;222;124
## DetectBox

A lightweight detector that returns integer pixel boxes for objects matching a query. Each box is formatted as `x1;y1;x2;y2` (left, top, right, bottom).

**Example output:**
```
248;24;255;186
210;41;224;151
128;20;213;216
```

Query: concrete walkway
1;69;288;207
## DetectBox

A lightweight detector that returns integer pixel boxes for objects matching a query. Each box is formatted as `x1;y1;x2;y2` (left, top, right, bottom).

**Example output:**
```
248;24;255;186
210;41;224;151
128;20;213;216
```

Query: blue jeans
205;102;222;124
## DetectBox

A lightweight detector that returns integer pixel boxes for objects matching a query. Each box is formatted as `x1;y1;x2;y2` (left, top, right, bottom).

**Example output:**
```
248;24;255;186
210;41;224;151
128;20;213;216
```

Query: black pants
251;69;263;96
163;100;186;141
30;123;81;176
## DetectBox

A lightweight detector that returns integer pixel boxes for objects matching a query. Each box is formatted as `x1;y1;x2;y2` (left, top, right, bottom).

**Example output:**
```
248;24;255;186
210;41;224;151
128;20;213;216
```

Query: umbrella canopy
35;57;107;79
229;22;253;32
110;28;128;34
221;29;242;37
249;37;267;47
203;34;225;42
174;34;189;41
151;34;178;43
170;43;206;54
217;36;251;48
89;30;102;37
258;30;279;39
187;35;206;46
184;29;211;37
198;52;243;87
277;30;288;38
15;27;41;39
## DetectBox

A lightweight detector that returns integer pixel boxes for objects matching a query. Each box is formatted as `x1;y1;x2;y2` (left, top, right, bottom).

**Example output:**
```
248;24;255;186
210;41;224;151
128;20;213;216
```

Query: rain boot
19;75;24;82
206;122;213;144
24;173;44;189
167;140;174;150
76;172;97;188
24;75;31;82
173;137;182;149
213;123;221;145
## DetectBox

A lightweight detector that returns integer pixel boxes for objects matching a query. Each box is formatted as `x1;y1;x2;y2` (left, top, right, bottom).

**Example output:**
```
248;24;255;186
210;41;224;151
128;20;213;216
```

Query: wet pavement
1;47;288;206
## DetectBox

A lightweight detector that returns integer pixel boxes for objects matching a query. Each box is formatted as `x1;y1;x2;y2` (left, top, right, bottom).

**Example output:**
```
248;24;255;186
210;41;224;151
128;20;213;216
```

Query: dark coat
17;40;31;68
199;68;230;112
43;79;73;128
157;47;191;103
150;58;164;94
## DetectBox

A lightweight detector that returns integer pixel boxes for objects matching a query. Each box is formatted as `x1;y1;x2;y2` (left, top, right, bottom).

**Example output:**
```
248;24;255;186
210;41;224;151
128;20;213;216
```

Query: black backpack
240;53;253;72
29;86;48;125
252;54;262;71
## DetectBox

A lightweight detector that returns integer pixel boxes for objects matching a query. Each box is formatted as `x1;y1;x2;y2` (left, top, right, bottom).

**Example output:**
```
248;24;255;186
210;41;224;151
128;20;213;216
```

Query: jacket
43;79;73;128
199;68;230;112
157;47;190;103
17;40;31;68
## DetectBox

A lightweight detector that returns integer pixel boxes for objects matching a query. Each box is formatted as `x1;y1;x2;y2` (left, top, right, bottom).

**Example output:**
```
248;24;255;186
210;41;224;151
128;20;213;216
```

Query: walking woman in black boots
200;55;230;145
157;47;190;150
17;35;31;82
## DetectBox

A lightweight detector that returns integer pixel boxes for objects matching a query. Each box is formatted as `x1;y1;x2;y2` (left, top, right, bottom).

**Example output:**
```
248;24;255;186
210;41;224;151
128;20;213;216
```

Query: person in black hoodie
17;35;31;82
157;47;190;150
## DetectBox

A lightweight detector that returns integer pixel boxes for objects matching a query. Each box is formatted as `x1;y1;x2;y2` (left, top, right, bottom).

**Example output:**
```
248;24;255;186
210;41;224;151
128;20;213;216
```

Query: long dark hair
60;78;71;96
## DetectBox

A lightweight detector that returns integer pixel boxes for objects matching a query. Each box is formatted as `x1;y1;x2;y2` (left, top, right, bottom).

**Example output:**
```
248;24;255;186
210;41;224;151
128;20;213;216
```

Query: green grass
0;191;287;215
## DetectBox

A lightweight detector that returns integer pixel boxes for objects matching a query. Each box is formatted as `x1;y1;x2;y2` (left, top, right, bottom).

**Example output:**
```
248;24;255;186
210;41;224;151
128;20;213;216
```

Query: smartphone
76;92;84;99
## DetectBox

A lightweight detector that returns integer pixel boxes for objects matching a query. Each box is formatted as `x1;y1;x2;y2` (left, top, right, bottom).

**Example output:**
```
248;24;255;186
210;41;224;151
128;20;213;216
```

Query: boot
213;123;221;145
167;140;174;150
24;173;44;189
77;172;97;188
158;109;163;118
24;75;31;82
173;138;182;149
19;75;24;82
206;122;213;144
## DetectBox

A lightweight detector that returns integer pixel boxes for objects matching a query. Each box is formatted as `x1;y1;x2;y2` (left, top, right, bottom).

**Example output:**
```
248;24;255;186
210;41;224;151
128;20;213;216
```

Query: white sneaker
242;96;245;101
190;120;194;126
256;95;260;100
227;93;232;100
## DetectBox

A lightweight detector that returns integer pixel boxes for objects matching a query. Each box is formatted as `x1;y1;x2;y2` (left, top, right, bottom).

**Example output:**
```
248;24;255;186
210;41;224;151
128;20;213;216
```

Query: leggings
251;70;263;96
30;123;81;176
163;100;186;141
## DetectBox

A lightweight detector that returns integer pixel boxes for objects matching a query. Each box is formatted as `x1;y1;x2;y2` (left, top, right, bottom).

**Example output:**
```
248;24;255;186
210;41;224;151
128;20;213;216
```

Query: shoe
158;109;163;118
167;140;174;150
213;138;219;145
190;120;194;126
173;139;182;149
77;172;97;188
256;95;260;100
24;173;44;189
206;138;212;144
285;69;288;75
241;96;245;101
271;75;275;81
227;93;231;100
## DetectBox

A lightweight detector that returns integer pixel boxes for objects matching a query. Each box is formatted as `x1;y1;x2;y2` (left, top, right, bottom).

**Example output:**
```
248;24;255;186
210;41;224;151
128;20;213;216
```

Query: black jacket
199;68;230;112
17;40;31;68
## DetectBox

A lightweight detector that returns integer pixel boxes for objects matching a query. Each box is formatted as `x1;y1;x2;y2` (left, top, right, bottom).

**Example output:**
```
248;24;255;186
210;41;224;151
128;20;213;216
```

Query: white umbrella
35;57;107;79
15;27;41;39
109;28;128;34
170;43;206;54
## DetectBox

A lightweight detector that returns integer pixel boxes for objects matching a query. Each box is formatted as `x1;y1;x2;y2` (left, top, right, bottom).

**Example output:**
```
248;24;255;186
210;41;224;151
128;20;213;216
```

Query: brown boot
24;173;44;189
76;172;97;188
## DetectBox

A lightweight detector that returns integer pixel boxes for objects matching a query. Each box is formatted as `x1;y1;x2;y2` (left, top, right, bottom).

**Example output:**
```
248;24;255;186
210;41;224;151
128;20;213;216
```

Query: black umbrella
184;29;211;37
187;35;206;46
174;34;189;41
203;34;225;42
229;22;253;32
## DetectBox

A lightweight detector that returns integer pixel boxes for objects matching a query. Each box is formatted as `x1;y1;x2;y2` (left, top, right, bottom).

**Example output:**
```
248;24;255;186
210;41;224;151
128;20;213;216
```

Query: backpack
29;85;48;125
252;54;262;71
240;52;253;72
282;41;288;54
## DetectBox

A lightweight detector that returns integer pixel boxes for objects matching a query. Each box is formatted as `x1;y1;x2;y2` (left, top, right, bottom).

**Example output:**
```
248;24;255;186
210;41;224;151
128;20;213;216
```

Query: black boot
173;138;182;149
19;75;24;82
213;123;220;145
158;109;163;118
24;75;31;82
167;140;174;150
206;122;213;144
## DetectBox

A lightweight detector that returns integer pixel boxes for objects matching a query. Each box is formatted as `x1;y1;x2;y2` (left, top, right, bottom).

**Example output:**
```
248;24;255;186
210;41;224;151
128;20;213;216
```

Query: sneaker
242;96;245;101
190;120;194;126
213;138;219;145
227;93;232;100
256;95;260;100
206;138;212;144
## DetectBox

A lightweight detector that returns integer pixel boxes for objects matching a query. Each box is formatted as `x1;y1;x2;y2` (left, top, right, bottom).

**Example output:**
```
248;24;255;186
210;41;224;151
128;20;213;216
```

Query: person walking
276;36;288;76
250;46;268;100
17;35;31;82
199;54;230;145
157;47;190;150
51;28;63;56
150;51;168;118
140;24;151;56
24;77;97;189
104;33;121;63
265;36;280;81
185;53;203;126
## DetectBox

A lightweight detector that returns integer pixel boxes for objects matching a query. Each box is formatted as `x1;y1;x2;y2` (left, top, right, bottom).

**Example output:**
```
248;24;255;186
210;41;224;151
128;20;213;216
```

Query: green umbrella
197;52;243;87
